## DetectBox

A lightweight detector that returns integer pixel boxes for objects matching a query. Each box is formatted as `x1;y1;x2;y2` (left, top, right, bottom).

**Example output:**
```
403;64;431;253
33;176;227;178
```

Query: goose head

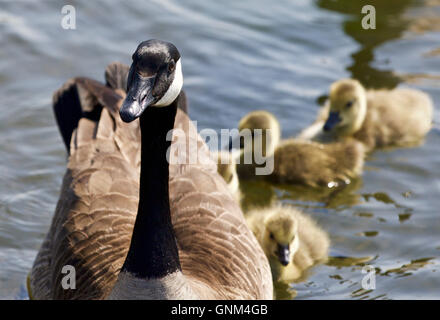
237;110;281;157
262;209;299;267
120;39;183;122
323;79;367;136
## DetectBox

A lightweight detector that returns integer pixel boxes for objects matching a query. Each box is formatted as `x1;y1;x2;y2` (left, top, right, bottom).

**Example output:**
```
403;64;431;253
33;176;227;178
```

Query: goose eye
346;100;354;108
168;60;176;73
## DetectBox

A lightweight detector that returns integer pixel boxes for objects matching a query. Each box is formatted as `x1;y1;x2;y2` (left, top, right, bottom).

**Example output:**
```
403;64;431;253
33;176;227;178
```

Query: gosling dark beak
277;244;290;266
323;111;341;132
120;74;157;123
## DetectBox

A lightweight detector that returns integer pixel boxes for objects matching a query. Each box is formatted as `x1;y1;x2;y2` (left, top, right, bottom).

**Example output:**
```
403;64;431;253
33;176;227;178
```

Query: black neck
121;97;180;279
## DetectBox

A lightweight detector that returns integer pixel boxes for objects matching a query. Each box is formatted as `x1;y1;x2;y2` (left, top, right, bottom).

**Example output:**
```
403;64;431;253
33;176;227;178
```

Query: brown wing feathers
31;66;139;299
105;62;130;91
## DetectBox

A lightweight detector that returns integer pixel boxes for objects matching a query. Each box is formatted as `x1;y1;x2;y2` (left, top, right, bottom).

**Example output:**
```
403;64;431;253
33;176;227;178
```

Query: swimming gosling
322;79;433;150
246;205;330;282
235;110;365;187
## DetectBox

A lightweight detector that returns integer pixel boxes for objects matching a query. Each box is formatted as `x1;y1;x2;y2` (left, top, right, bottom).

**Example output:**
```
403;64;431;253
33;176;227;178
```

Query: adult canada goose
29;40;272;300
320;79;433;150
246;205;330;282
235;110;365;187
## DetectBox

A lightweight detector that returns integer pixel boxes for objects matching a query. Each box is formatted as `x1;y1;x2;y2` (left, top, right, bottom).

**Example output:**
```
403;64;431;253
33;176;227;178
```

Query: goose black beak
120;75;157;123
277;244;290;266
323;111;341;132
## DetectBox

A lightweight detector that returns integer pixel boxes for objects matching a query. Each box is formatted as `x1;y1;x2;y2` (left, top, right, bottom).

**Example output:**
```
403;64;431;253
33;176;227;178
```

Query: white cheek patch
153;59;183;107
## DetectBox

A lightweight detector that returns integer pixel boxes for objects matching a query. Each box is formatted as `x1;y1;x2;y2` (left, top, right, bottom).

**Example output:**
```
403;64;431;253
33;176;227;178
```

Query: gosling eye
345;100;354;108
168;60;176;73
269;232;274;240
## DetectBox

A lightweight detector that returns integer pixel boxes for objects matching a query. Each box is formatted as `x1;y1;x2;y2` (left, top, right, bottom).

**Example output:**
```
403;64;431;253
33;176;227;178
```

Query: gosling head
120;39;183;122
263;210;299;267
323;79;367;136
237;111;281;157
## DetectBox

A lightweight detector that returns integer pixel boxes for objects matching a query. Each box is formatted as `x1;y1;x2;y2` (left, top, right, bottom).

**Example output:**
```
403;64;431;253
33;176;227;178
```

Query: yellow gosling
246;205;330;282
322;79;433;150
236;110;365;187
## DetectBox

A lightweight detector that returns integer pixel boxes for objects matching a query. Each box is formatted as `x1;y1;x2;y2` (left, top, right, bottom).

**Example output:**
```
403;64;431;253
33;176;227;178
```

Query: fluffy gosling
235;110;365;187
246;205;330;282
321;79;433;150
